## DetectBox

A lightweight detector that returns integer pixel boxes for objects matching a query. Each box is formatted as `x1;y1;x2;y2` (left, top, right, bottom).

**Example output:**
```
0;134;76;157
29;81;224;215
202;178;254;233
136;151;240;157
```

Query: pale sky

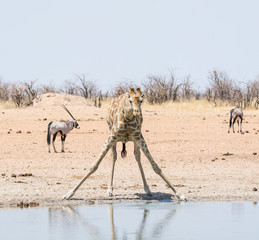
0;0;259;92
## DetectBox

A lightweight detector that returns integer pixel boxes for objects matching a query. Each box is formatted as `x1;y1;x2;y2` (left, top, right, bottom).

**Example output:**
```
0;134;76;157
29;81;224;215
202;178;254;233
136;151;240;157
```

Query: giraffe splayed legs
62;88;187;201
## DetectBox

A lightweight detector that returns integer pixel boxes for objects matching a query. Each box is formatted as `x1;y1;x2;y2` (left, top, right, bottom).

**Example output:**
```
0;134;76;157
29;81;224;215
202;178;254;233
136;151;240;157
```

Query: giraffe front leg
134;142;151;196
62;135;116;200
133;135;187;202
108;143;117;197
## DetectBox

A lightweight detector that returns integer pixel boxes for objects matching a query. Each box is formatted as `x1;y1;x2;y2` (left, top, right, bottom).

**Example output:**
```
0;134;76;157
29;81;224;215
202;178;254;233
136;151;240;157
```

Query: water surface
0;201;258;240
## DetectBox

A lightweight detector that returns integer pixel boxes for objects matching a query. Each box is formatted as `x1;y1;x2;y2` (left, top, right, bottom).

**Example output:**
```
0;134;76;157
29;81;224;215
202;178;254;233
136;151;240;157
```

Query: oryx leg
240;119;243;133
108;143;117;197
133;134;187;201
52;132;58;153
62;134;116;200
61;134;66;152
237;120;240;133
232;117;236;133
134;142;151;196
228;114;232;133
48;134;51;153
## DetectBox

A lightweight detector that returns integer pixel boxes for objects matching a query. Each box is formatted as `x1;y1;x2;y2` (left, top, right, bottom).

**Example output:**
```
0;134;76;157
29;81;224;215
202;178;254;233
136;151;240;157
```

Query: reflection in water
1;201;259;240
48;202;177;240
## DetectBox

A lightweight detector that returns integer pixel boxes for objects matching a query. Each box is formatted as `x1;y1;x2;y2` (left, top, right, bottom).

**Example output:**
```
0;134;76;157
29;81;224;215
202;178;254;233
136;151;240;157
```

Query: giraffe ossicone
62;88;187;202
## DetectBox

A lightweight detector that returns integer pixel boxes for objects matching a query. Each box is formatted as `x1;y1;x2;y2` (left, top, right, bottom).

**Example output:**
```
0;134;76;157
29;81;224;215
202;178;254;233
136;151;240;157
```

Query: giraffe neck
121;95;133;121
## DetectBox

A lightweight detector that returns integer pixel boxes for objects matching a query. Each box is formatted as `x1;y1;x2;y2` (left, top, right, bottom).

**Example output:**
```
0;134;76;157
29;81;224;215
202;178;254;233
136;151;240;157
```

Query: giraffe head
126;88;144;117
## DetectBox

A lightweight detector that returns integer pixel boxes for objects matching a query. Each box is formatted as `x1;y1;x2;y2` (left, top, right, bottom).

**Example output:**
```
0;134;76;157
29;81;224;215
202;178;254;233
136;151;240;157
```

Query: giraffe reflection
48;203;177;240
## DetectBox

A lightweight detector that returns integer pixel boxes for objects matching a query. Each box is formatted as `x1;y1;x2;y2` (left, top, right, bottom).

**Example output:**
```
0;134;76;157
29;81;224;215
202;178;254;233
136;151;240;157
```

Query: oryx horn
61;104;76;120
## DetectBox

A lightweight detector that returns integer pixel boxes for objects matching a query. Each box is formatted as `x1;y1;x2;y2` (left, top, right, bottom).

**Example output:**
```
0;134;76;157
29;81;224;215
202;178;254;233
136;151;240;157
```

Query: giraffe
62;88;186;201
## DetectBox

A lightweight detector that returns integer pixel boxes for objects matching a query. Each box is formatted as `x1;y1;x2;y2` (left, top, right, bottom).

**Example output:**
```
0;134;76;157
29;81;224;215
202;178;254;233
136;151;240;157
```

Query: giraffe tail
121;143;127;158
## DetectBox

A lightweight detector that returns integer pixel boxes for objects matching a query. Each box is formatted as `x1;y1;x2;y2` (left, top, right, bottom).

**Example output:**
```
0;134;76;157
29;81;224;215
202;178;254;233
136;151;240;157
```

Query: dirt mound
33;93;92;108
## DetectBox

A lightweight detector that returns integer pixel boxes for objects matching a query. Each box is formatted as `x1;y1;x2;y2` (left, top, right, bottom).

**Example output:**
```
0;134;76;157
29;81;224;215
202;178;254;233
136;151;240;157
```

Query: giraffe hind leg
134;135;187;201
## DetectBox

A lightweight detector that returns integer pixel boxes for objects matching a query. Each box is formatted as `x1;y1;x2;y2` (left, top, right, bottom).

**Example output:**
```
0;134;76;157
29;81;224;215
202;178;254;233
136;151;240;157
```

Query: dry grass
0;100;16;110
1;96;257;113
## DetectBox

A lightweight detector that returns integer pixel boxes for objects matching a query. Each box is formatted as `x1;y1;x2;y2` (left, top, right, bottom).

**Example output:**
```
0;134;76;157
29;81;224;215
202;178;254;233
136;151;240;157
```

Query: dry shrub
0;79;9;101
10;83;25;107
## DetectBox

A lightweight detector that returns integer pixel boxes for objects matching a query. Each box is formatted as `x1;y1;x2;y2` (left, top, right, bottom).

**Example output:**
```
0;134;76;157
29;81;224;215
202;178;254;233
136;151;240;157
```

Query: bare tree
98;90;103;108
75;74;97;100
23;80;38;105
0;78;10;101
10;83;25;107
63;79;79;95
181;75;193;100
142;70;182;104
168;69;182;101
113;80;138;97
39;82;58;94
208;70;234;105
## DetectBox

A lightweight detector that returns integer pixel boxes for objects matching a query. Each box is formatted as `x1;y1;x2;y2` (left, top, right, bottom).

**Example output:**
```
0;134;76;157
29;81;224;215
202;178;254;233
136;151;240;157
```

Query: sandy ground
1;93;259;207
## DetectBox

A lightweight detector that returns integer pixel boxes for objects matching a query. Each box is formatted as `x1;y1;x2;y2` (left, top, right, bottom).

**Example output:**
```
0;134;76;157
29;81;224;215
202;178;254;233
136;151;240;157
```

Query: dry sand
1;93;259;207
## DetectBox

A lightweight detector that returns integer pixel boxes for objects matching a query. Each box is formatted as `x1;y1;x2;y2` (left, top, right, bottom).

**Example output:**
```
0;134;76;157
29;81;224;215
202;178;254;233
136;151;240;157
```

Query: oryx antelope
228;107;243;133
47;104;80;153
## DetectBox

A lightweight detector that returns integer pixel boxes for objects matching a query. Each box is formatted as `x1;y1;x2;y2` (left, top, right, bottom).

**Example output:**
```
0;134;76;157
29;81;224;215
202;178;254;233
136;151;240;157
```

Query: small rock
23;203;29;208
101;185;108;190
17;202;24;208
11;174;17;178
27;131;31;134
222;158;226;160
223;152;233;156
29;202;39;207
1;173;6;177
7;132;10;134
145;130;149;132
43;118;47;121
16;130;22;134
245;130;249;133
253;152;257;155
252;187;258;192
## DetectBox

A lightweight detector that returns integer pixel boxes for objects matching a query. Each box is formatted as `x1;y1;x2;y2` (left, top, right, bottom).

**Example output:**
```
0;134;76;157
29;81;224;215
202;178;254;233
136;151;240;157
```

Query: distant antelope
228;107;243;133
47;104;80;153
